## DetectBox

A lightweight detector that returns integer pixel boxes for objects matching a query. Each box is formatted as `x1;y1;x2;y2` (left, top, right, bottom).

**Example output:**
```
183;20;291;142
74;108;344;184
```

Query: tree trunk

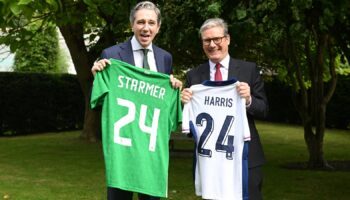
58;24;100;142
300;34;334;170
303;117;328;169
298;91;328;169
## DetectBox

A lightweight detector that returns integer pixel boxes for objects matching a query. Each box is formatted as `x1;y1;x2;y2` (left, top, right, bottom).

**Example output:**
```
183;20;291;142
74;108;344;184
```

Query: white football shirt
182;79;250;200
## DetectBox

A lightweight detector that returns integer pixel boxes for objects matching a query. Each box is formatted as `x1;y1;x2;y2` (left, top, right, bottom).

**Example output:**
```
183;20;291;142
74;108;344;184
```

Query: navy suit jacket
100;39;173;75
185;57;269;168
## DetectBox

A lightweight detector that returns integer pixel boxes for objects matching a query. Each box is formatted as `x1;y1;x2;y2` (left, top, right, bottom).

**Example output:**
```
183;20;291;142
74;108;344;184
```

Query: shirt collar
209;54;230;70
131;36;153;52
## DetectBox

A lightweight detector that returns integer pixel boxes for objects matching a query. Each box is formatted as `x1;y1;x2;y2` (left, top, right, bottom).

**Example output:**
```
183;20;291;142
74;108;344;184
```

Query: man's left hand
236;82;251;105
170;74;183;89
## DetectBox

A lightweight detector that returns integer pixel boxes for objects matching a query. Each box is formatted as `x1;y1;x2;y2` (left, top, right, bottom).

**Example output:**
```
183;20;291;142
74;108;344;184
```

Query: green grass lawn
0;121;349;200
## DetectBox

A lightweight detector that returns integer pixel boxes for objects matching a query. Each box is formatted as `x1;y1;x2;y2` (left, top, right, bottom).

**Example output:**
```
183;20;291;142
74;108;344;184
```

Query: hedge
0;72;348;136
264;75;350;129
0;72;84;135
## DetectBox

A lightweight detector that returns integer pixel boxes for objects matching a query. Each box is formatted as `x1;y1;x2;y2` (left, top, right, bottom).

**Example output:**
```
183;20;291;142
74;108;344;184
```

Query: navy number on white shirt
196;113;235;160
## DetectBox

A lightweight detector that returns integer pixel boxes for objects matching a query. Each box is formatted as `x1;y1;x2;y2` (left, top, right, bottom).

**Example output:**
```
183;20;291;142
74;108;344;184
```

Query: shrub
0;72;84;135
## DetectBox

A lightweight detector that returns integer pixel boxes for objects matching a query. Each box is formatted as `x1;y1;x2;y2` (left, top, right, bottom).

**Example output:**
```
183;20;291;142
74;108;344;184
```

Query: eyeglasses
202;36;226;46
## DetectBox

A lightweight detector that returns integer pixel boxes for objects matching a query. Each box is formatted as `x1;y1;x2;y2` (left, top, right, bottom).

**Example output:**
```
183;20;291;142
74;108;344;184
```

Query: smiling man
181;18;269;200
90;1;182;200
92;1;171;75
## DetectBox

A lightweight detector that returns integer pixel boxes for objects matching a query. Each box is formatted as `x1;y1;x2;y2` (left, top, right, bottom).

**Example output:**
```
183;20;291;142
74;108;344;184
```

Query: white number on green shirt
114;98;160;151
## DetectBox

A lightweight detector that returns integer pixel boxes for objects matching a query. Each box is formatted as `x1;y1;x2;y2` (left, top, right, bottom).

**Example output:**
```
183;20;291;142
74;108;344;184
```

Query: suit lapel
202;62;210;81
153;45;165;73
120;40;135;65
228;58;240;80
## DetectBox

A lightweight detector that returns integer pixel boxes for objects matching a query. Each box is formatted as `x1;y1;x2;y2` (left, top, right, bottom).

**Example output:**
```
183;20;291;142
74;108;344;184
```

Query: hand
181;88;193;104
236;82;251;105
91;59;111;76
170;74;183;89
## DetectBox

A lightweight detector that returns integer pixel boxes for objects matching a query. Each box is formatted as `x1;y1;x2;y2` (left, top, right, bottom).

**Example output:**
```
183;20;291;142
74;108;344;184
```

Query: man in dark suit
91;1;181;200
92;1;179;82
181;18;268;200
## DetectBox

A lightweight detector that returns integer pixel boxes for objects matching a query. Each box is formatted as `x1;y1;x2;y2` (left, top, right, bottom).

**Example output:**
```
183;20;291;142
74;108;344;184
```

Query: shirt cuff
246;96;252;108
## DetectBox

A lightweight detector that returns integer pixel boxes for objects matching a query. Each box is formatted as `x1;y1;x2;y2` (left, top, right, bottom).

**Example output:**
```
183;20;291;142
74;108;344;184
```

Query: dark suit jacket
185;57;268;168
100;39;173;75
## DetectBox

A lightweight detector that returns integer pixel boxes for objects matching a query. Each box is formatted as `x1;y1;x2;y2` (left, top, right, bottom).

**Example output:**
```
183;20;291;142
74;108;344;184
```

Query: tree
229;0;350;169
1;0;349;168
14;25;61;72
0;0;136;141
159;0;350;169
158;0;223;72
1;0;204;141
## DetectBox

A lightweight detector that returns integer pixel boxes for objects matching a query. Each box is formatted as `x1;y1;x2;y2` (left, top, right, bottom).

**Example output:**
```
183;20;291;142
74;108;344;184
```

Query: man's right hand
181;88;193;104
91;59;111;77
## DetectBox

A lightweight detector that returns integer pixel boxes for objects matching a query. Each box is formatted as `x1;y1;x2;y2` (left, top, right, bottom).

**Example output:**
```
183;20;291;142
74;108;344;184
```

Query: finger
183;88;191;93
181;89;192;100
181;94;190;103
169;75;175;84
100;59;110;66
95;64;103;71
97;59;110;67
104;59;111;65
99;61;106;67
178;82;183;91
93;62;102;69
176;79;182;87
170;75;183;89
181;98;189;104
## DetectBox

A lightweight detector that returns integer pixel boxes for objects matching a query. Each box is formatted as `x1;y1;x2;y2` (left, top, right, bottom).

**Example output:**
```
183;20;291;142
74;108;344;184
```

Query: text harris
204;96;233;107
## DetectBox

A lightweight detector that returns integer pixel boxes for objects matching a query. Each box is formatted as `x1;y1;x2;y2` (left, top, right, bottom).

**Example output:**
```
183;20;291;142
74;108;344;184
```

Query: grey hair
129;1;161;25
199;18;229;36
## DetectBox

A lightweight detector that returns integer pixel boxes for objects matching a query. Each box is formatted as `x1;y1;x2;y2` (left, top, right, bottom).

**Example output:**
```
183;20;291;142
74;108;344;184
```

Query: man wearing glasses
181;18;268;200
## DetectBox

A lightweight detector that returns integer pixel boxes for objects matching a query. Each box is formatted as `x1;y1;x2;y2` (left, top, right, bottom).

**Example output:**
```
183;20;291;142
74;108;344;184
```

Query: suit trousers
248;166;263;200
107;187;160;200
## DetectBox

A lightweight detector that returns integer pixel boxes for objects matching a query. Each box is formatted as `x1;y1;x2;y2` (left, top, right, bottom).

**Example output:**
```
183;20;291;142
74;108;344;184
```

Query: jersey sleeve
168;88;182;132
181;102;190;134
240;98;251;141
90;69;110;109
176;89;183;131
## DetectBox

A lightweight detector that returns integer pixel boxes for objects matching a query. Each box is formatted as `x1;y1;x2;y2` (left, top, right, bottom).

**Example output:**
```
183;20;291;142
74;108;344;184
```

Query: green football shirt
90;59;182;197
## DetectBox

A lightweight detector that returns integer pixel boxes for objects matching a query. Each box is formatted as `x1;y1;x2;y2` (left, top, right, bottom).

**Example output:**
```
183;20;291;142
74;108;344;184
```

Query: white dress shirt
209;54;230;81
131;36;157;72
209;54;252;106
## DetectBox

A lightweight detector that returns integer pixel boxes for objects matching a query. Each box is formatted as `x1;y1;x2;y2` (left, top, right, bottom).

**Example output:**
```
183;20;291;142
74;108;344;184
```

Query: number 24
196;112;235;160
114;98;160;152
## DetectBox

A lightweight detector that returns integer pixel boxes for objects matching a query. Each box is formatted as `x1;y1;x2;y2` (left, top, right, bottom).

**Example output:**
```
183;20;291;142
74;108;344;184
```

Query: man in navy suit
92;1;179;86
91;1;181;200
181;18;269;200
